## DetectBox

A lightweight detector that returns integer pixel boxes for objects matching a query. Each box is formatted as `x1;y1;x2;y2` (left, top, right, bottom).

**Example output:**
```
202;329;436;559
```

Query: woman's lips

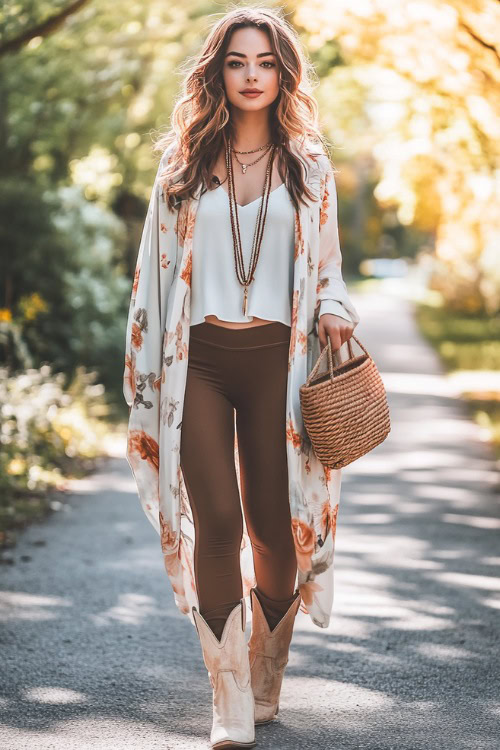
240;91;263;98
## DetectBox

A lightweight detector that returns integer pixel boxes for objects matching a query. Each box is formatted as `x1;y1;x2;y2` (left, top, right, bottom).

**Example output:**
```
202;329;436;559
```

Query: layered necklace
224;138;277;316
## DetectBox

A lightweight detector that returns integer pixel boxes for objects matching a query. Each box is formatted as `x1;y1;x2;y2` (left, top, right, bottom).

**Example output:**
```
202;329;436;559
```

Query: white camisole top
190;182;295;326
190;180;353;327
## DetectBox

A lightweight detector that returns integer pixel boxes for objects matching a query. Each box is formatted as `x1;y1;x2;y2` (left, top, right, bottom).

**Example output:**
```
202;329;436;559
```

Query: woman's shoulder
289;137;331;174
159;140;179;169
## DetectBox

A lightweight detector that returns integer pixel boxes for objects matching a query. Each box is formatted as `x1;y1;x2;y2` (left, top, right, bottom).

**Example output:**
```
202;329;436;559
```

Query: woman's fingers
318;314;354;352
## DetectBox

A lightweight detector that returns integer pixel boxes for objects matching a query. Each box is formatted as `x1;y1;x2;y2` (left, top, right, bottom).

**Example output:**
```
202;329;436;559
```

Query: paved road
1;287;499;750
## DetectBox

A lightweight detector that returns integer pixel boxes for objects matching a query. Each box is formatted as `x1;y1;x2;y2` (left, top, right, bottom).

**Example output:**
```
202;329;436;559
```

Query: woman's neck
229;109;272;151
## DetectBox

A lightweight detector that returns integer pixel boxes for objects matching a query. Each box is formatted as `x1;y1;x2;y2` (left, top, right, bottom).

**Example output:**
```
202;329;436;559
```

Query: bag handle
305;334;369;386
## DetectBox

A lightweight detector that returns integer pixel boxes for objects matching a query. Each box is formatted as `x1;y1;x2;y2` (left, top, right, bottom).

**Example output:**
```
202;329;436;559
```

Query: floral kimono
123;137;360;629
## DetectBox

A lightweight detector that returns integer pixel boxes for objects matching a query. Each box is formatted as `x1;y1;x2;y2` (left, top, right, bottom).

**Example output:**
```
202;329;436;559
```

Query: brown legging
180;320;298;641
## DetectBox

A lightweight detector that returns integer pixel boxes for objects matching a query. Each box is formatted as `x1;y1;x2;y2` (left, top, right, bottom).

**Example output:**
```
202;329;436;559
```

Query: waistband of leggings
189;321;291;350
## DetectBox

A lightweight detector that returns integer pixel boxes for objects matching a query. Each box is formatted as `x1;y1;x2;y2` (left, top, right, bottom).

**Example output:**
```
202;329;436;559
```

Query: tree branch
458;20;500;64
0;0;92;57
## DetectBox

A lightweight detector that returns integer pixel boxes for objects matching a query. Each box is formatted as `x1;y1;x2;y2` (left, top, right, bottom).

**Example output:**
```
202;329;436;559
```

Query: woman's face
222;26;280;113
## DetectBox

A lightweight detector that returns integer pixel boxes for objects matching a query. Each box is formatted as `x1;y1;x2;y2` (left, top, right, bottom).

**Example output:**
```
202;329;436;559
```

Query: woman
123;6;360;749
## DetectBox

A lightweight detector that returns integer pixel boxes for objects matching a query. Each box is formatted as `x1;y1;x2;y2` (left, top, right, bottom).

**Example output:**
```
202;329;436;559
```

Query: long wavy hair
152;5;331;214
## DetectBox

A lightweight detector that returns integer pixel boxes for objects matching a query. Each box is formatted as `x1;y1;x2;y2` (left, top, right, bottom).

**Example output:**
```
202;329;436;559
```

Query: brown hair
153;5;331;213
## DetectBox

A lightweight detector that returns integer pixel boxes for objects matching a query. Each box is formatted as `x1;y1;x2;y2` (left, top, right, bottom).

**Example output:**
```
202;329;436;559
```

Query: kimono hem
123;137;360;629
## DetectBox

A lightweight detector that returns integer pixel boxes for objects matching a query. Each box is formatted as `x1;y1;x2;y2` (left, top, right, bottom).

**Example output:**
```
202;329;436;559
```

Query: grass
414;301;500;460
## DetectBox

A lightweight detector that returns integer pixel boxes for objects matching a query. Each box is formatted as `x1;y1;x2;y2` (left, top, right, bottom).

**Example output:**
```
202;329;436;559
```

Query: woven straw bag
299;334;391;469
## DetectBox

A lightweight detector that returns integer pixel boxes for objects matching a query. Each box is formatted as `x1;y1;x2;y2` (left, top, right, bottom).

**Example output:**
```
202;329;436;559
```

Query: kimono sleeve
317;160;360;329
123;151;171;409
318;299;353;324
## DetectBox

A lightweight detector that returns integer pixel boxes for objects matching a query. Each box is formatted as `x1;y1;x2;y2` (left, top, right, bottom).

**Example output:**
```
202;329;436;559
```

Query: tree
294;0;500;313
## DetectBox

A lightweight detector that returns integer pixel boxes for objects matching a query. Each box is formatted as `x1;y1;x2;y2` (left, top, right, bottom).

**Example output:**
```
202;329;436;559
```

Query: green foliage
0;0;213;407
415;301;500;458
335;170;430;274
3;0;496;431
415;303;500;372
308;39;343;78
0;176;130;403
0;363;110;536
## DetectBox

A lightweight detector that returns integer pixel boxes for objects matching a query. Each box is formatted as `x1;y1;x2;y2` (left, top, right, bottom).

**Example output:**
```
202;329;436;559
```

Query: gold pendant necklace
232;143;272;174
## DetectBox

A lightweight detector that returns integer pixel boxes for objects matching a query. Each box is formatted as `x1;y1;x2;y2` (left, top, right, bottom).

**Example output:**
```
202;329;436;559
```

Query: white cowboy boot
192;598;256;749
248;586;301;725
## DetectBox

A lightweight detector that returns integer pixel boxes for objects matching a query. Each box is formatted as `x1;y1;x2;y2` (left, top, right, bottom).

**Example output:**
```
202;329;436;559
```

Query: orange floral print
297;328;308;356
132;266;141;297
291;517;316;573
180;248;192;287
177;204;197;248
175;201;188;242
294;210;303;261
131;322;143;351
298;580;323;609
131;308;148;352
330;503;339;541
316;276;331;294
159;510;178;553
124;352;136;402
128;429;159;472
286;416;303;454
163;551;178;578
320;174;330;226
320;499;330;541
288;289;299;369
305;453;311;474
175;320;188;361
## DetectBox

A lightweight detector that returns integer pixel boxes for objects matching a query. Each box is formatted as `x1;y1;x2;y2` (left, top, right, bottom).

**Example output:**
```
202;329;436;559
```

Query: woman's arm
316;157;360;351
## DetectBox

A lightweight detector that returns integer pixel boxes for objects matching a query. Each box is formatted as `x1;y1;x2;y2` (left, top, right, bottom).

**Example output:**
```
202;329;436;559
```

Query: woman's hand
318;313;354;353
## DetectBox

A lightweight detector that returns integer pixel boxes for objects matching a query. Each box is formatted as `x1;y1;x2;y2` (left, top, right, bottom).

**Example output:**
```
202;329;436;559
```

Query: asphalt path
1;287;499;749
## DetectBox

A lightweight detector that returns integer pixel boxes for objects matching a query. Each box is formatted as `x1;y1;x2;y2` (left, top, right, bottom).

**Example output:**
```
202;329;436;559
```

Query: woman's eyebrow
225;51;275;58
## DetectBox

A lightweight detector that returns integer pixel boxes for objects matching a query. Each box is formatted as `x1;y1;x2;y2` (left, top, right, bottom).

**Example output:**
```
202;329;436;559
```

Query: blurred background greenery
1;0;499;541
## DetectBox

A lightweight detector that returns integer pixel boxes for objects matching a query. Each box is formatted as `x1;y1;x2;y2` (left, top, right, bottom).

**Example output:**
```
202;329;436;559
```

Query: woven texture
299;335;391;469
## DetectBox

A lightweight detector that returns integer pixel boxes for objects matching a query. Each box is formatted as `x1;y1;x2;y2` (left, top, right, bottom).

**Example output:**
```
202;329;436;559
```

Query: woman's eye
227;61;276;69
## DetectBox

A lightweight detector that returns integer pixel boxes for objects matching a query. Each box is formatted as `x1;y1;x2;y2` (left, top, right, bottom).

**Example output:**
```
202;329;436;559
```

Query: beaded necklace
225;139;277;316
